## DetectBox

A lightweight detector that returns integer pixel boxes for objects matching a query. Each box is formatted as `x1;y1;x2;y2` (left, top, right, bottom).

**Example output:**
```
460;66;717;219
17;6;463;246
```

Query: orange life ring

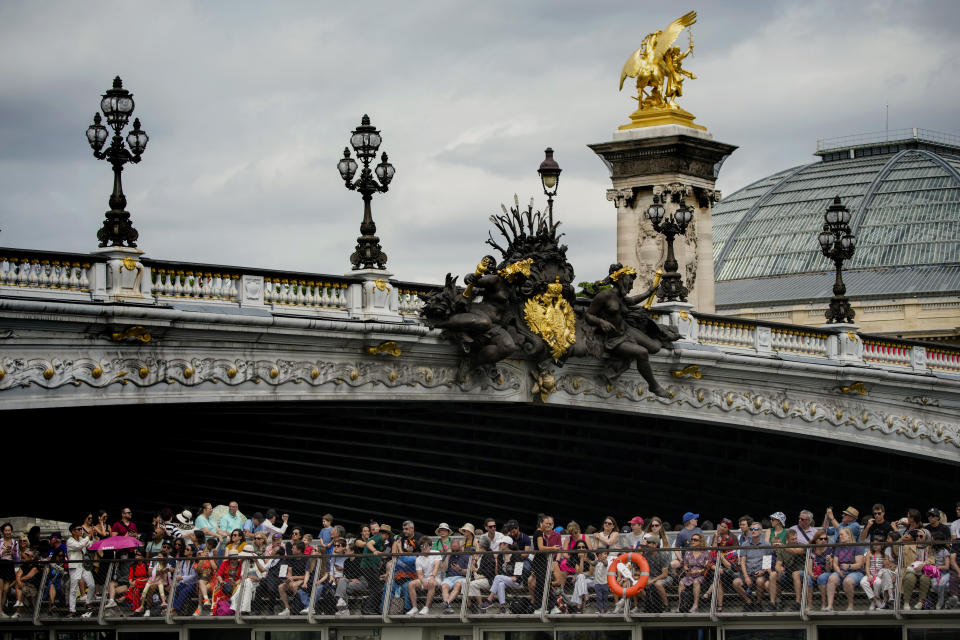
606;552;650;597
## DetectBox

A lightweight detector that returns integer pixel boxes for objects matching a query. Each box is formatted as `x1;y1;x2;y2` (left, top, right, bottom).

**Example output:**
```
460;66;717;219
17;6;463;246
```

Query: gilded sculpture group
418;199;679;397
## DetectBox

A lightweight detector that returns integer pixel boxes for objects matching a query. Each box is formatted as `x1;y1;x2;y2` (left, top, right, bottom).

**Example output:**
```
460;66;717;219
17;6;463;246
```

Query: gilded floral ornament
111;326;151;343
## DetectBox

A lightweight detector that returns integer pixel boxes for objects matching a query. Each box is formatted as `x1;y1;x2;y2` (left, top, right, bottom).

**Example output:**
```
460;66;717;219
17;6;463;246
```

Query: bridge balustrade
3;247;958;375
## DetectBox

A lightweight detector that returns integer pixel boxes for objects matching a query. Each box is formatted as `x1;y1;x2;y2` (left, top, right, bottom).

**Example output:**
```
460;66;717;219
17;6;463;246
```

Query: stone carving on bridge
552;372;960;448
419;197;680;394
0;355;522;395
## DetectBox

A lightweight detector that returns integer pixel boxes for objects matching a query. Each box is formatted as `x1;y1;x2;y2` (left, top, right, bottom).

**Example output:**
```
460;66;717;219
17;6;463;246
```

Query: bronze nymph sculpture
582;263;679;397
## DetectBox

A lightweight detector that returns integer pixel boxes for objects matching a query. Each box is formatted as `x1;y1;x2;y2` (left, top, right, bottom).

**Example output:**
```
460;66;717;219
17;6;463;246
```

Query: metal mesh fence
8;539;960;623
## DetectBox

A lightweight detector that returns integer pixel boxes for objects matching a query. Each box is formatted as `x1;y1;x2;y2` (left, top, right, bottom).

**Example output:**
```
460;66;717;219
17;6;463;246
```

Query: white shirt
261;519;289;538
66;536;92;564
951;518;960;540
416;552;441;579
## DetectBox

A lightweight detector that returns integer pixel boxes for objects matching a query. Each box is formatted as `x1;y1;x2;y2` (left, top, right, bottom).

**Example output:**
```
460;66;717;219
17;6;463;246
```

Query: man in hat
823;506;861;543
639;533;672;611
671;512;702;570
242;512;265;541
622;517;645;550
924;508;951;540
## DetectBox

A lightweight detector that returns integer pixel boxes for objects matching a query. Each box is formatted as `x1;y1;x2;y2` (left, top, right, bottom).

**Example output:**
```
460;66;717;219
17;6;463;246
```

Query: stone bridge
2;246;959;465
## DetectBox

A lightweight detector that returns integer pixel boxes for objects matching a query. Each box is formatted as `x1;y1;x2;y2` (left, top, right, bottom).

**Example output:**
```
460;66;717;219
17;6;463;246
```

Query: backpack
361;594;382;615
510;598;535;614
214;601;235;617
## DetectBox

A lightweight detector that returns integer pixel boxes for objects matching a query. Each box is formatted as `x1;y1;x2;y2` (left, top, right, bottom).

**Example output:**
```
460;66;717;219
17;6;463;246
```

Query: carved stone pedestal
588;125;737;313
652;300;698;343
89;246;154;303
823;322;864;364
346;269;400;321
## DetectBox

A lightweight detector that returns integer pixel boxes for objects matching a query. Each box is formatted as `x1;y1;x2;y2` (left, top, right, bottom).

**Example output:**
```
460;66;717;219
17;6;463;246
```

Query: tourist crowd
2;501;959;619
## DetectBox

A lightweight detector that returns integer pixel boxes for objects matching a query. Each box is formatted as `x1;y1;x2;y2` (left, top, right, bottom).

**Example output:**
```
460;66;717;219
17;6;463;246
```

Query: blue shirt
242;519;263;535
318;526;333;555
826;521;861;544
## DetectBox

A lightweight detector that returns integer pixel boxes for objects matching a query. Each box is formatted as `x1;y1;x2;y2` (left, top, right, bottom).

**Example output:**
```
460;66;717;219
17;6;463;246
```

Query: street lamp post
818;195;857;324
646;189;694;302
537;147;562;226
338;115;395;270
86;76;149;248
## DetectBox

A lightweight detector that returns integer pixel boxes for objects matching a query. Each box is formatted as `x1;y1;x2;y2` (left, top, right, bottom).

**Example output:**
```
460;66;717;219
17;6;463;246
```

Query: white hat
176;509;193;525
435;522;452;535
769;512;786;526
500;535;514;546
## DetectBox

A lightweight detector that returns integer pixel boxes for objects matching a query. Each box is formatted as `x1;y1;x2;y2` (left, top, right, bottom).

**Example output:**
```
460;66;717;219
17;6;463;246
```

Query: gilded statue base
618;105;706;132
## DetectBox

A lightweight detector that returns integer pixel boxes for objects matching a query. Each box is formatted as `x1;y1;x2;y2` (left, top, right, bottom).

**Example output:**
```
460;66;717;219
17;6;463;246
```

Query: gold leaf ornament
522;277;576;362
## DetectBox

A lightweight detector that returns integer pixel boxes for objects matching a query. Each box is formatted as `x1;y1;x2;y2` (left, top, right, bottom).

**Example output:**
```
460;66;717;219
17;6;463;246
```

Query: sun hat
501;535;514;546
842;506;860;519
176;510;193;525
459;523;475;536
435;523;452;535
643;533;660;543
380;524;392;534
769;512;786;526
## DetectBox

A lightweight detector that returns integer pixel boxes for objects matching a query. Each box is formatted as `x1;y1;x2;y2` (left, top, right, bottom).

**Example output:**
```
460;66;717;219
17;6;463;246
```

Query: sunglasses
487;525;496;529
750;527;762;531
651;523;661;528
604;521;614;526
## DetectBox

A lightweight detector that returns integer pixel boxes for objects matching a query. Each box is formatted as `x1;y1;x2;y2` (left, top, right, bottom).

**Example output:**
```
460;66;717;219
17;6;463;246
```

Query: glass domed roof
712;130;960;305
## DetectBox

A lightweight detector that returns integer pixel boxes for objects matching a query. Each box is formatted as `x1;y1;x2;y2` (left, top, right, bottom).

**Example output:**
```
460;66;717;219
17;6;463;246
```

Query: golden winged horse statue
618;11;704;130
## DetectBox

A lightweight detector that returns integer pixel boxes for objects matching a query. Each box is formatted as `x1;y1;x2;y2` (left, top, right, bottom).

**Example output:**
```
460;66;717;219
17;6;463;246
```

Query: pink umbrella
89;536;143;551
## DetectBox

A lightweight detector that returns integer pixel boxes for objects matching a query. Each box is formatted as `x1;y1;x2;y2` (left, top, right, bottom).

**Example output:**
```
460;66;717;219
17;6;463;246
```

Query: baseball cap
629;516;644;526
682;512;699;524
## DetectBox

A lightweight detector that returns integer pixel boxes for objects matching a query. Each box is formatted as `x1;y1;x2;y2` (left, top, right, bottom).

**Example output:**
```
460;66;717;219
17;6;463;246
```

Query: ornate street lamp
646;188;694;302
339;114;395;270
537;147;562;225
818;195;857;324
85;76;149;247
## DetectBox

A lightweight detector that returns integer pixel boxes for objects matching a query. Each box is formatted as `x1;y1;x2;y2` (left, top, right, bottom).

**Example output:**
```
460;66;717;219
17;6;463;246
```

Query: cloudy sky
2;0;958;284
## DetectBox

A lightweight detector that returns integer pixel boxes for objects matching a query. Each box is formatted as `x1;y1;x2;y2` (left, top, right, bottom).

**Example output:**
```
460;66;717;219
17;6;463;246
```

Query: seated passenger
193;538;219;614
570;539;607;614
639;534;672;612
677;533;711;613
11;548;41;618
233;545;267;615
440;539;469;614
481;538;520;614
406;538;441;615
733;521;778;611
277;542;308;616
335;539;368;615
806;530;834;610
172;542;198;615
775;528;805;610
860;535;896;610
824;526;864;611
901;528;932;610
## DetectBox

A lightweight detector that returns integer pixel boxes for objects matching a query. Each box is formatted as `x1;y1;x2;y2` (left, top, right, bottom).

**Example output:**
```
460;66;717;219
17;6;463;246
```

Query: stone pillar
89;246;154;303
346;269;400;322
588;125;737;313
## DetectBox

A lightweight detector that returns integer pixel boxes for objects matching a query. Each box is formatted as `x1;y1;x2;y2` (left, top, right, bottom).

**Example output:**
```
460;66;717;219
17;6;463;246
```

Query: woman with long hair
594;517;619;551
644;518;667;548
677;533;711;613
0;522;20;615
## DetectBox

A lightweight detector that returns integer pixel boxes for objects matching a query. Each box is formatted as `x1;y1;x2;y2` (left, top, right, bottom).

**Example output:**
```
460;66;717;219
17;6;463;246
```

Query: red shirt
216;561;242;583
112;521;138;536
